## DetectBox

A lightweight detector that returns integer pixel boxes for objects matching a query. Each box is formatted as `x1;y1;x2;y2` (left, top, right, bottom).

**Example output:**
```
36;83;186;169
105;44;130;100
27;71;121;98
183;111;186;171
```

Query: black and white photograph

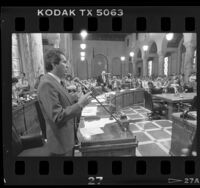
12;32;197;157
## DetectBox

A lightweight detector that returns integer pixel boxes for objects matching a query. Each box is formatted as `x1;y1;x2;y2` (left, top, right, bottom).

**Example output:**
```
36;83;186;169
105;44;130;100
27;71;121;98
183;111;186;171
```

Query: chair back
151;88;163;94
144;91;153;111
167;87;175;93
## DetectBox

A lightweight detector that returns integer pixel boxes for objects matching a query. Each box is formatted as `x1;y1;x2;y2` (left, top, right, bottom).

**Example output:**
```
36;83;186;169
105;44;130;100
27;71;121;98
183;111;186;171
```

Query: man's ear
51;63;56;69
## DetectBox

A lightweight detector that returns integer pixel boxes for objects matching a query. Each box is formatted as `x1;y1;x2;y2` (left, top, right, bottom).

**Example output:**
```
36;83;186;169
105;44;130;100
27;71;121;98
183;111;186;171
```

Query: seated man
147;81;163;94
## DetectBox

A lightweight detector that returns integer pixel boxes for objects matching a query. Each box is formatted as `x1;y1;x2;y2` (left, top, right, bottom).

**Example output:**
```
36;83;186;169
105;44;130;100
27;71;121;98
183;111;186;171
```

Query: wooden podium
78;122;138;156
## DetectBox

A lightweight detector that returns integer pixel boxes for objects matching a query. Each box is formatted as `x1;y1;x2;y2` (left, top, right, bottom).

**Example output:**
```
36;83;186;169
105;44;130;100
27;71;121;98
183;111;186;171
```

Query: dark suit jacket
97;75;106;86
37;74;82;155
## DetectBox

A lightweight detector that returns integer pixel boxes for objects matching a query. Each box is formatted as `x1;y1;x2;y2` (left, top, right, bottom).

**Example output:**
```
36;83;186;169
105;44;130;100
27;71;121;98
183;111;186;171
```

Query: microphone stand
75;79;122;126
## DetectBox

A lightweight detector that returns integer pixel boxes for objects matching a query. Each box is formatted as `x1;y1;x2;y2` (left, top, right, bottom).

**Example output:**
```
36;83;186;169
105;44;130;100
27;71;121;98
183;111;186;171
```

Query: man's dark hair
44;48;65;72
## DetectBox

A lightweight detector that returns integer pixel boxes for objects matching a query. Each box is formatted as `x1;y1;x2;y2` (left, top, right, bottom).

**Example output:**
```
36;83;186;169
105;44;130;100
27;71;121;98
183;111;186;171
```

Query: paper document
84;118;116;129
80;127;104;136
82;106;97;116
91;98;105;103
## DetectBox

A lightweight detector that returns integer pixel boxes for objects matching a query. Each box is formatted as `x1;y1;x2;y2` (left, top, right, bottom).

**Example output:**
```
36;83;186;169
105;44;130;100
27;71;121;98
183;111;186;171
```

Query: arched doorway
146;41;158;77
77;59;88;79
135;49;143;77
162;33;184;76
112;57;121;77
91;54;108;78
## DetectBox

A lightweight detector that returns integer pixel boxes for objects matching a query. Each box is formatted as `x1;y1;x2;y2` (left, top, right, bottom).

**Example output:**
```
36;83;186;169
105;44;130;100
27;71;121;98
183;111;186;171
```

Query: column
158;51;164;76
18;34;44;90
183;42;195;83
143;56;148;77
59;34;74;76
132;58;136;76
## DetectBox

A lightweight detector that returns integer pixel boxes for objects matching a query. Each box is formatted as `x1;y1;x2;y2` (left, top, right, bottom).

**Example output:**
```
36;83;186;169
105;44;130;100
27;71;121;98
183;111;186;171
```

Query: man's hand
78;91;92;108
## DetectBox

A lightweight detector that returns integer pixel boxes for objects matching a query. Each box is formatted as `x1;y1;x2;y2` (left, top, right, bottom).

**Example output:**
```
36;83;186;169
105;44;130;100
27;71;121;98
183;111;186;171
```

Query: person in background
106;73;112;90
34;74;44;90
97;70;106;86
188;73;196;92
38;48;91;156
155;77;162;89
17;72;30;93
136;79;143;89
111;76;121;91
12;77;19;104
97;70;107;92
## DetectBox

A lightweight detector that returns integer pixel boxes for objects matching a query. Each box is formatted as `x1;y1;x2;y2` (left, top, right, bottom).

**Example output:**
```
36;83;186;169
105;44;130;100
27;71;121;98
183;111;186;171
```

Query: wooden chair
12;126;44;156
144;91;168;120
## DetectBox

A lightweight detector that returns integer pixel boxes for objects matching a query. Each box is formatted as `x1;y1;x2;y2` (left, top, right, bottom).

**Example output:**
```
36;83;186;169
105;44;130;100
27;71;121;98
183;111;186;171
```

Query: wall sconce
143;45;149;51
120;56;125;61
80;43;86;50
80;51;86;57
129;51;134;57
80;56;85;61
80;30;88;40
166;33;174;41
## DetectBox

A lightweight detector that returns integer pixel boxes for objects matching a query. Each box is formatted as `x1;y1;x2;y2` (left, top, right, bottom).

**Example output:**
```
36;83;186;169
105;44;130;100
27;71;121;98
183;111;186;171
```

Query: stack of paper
80;118;116;137
82;106;97;116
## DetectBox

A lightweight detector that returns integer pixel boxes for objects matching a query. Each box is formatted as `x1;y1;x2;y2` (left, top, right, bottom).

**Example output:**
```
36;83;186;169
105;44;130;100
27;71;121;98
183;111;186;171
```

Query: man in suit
97;70;107;86
38;49;91;156
97;70;107;92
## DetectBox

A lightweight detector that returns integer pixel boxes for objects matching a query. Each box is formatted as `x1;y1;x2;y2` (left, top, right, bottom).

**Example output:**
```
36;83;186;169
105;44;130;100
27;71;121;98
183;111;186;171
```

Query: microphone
74;78;123;128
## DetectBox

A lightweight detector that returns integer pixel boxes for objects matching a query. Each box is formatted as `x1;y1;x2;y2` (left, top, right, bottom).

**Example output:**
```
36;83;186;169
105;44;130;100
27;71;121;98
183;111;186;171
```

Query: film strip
2;6;200;185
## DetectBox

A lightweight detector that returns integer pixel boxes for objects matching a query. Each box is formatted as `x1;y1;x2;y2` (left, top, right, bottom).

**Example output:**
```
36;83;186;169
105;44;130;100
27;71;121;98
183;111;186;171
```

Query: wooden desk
153;93;196;119
111;88;145;111
78;90;151;156
78;120;138;156
170;112;196;156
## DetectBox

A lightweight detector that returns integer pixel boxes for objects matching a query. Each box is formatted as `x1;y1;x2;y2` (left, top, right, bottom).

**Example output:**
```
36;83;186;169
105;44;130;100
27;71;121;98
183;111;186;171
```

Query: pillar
158;51;164;76
132;58;137;76
143;55;148;77
18;34;44;90
183;42;195;83
59;33;74;76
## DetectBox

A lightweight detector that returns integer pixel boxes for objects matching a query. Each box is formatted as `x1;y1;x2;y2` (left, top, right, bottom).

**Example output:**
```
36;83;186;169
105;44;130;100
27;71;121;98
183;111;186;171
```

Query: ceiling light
80;43;86;50
80;30;88;39
120;56;125;61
